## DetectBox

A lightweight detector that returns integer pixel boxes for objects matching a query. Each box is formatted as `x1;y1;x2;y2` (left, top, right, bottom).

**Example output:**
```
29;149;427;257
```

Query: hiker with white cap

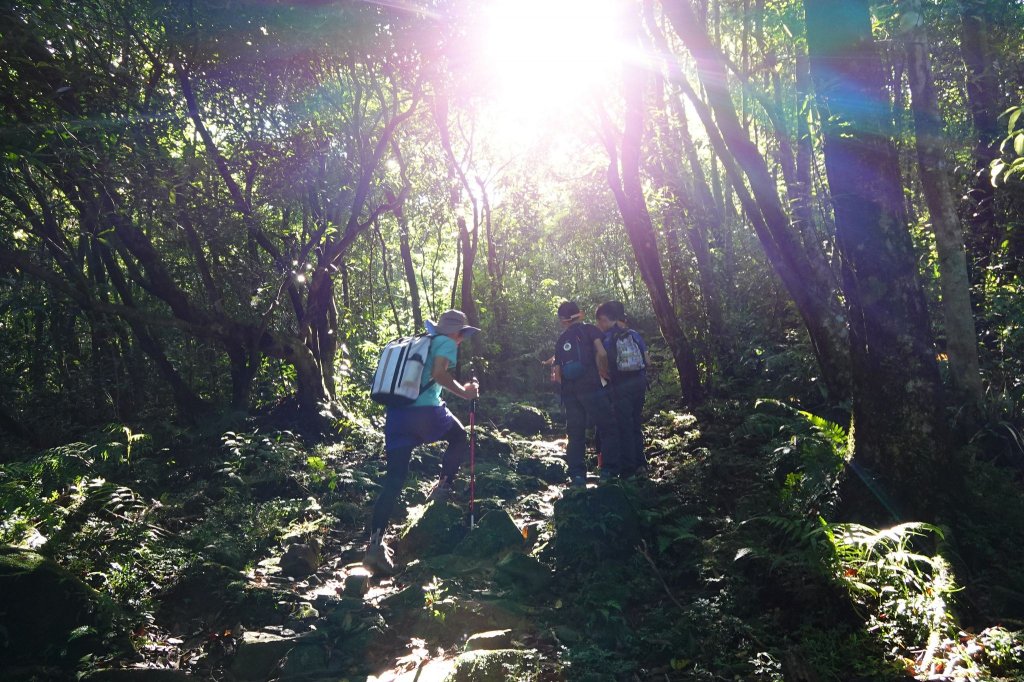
363;309;480;575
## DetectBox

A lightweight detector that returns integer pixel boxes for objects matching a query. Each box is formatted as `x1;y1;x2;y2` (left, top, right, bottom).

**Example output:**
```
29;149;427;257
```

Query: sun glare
477;0;628;140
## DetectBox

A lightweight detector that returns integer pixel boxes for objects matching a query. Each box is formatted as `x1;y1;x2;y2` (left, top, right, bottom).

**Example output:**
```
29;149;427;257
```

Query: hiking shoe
599;469;616;483
362;532;395;576
570;475;587;488
427;477;452;503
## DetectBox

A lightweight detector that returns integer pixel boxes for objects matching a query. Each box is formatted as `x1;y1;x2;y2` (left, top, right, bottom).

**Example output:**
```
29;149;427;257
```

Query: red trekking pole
469;392;478;530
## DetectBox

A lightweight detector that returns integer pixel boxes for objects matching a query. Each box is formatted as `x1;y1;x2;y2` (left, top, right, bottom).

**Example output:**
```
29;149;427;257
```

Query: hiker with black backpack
595;300;651;478
363;309;480;575
552;300;623;486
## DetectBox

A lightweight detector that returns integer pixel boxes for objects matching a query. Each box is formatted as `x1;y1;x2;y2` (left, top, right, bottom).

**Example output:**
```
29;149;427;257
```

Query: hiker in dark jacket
595;301;651;477
552;300;622;486
363;309;480;575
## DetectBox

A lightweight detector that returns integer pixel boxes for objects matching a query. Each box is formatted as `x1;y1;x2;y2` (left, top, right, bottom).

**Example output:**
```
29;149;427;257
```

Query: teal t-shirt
410;335;458;407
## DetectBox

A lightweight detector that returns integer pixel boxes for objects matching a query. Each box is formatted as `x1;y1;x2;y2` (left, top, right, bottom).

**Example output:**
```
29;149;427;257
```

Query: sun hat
427;309;481;337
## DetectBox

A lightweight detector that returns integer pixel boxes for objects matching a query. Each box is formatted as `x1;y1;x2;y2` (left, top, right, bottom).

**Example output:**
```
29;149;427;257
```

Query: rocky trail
4;401;907;681
188;423;696;682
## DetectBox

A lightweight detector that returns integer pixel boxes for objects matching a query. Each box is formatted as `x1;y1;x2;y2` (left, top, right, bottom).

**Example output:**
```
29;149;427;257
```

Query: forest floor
5;396;1024;681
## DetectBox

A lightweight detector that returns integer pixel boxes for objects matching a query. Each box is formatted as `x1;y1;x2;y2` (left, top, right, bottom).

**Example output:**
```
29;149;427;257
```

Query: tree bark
805;0;947;522
602;59;703;405
660;0;851;402
901;0;984;407
958;0;1002;287
457;215;481;329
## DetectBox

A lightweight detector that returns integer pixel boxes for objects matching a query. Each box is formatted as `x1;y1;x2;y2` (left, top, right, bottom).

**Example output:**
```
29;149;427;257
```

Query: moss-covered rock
378;584;425;613
454;509;523;559
465;629;513;651
398;501;465;559
0;546;116;667
474;461;542;501
473;429;516;466
230;630;322;680
442;648;540;682
504;404;550;436
83;670;194;681
277;642;329;678
419;596;534;646
515;455;568;485
279;541;320;578
552;484;641;569
494;553;553;595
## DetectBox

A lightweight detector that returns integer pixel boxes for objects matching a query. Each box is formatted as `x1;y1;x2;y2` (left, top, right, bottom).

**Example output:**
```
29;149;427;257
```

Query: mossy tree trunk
805;0;947;521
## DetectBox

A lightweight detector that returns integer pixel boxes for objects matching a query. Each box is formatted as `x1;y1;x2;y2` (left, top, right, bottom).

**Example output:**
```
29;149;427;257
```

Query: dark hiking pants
563;386;622;479
608;374;646;474
370;413;468;535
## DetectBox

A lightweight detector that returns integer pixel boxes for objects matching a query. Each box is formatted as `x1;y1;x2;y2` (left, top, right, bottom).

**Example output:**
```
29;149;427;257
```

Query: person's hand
598;367;611;382
463;381;480;401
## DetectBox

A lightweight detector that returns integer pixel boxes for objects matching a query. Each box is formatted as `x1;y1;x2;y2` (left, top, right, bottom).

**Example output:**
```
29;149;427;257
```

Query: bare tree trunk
805;0;947;522
603;55;703;405
901;0;984;406
958;0;1002;288
398;214;423;330
457;216;481;328
660;0;851;402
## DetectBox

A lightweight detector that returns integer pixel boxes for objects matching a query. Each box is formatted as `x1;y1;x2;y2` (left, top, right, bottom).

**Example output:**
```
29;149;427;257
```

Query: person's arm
431;356;479;400
593;338;610;381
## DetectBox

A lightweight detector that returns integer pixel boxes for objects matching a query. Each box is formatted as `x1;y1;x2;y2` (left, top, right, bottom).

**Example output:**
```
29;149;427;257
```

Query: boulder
378;584;425;613
420;596;533;646
83;671;194;681
494;553;553;595
398;501;465;559
454;509;523;559
552;484;641;569
504;404;550;436
291;602;319;621
230;630;319;680
465;629;513;651
474;462;542;501
515;455;568;485
279;541;320;578
343;572;370;598
442;649;539;682
0;546;116;667
472;430;515;466
277;643;329;678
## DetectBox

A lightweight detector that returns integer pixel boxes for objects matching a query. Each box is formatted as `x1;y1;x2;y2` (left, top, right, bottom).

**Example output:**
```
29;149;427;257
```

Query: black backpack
556;324;594;381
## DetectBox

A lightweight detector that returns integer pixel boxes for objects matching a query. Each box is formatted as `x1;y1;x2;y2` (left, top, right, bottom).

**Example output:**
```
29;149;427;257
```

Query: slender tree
899;0;983;406
601;47;703;404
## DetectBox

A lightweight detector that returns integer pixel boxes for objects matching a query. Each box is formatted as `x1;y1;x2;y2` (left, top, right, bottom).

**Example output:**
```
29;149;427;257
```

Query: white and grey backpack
370;334;435;406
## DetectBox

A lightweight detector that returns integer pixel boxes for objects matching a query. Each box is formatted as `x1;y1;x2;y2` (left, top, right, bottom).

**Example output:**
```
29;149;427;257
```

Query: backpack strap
420;334;438;393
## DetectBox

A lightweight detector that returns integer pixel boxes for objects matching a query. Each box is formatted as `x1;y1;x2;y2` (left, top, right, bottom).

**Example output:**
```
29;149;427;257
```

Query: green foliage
821;521;1024;680
734;399;848;515
992;105;1024;185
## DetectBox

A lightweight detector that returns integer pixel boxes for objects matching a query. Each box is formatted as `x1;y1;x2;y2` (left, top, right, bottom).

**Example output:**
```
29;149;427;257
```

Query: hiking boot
362;531;395;576
427;477;452;503
599;469;616;483
570;475;587;488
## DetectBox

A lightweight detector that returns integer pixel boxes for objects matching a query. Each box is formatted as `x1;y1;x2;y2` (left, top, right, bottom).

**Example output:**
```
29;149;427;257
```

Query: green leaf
1008;107;1023;134
1014;133;1024;157
991;160;1005;186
